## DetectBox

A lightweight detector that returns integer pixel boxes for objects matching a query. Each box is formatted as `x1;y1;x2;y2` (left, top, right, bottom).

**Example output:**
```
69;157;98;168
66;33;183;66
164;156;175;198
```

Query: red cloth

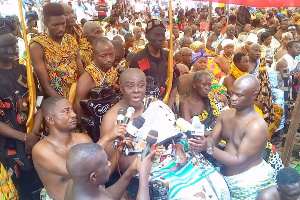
190;0;300;7
97;1;108;16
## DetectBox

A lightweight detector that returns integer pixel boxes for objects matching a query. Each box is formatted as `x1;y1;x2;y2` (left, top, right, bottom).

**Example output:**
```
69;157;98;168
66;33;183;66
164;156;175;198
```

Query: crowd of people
1;0;300;199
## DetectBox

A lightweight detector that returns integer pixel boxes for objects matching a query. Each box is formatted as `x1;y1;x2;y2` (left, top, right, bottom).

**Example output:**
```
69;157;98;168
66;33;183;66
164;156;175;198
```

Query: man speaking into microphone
100;68;165;172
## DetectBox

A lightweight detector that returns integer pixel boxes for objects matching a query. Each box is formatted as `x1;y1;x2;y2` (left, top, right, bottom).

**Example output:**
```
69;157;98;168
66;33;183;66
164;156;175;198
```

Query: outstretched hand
188;137;208;154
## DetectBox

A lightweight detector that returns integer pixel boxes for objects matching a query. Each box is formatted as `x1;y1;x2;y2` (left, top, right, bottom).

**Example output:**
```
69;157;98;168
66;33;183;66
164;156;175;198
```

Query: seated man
257;167;300;200
74;37;118;119
223;52;249;96
32;96;124;200
64;143;154;200
189;74;276;199
179;47;192;69
101;69;231;199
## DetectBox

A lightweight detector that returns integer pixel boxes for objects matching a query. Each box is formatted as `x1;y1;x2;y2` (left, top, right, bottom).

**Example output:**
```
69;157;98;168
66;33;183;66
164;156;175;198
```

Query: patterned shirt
30;34;79;98
85;63;118;87
79;38;93;69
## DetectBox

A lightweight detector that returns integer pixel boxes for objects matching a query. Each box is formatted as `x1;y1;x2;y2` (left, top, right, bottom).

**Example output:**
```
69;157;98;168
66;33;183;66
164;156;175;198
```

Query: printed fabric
85;63;118;87
30;34;79;98
79;38;93;69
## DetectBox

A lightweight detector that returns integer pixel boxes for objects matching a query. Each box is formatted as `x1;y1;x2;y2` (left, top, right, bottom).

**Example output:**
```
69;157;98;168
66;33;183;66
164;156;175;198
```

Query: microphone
126;116;145;137
123;107;135;124
176;117;204;138
114;109;126;149
141;130;158;160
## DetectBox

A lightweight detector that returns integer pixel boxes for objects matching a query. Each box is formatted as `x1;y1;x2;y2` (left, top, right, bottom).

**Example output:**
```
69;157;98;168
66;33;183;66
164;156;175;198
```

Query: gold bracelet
23;134;27;143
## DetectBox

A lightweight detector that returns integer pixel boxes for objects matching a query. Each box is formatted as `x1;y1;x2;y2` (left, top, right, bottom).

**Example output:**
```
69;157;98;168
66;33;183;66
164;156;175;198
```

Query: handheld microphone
114;109;126;149
123;107;135;124
141;130;158;160
176;117;204;138
126;116;145;137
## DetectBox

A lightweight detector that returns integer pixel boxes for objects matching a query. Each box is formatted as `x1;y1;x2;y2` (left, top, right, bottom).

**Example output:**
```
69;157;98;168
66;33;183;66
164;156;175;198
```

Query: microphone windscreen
126;107;135;116
145;130;158;145
132;116;145;129
176;118;193;132
118;109;126;115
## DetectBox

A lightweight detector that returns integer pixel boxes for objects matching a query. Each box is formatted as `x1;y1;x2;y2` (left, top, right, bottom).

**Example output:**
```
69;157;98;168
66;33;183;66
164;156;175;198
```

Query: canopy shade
190;0;300;8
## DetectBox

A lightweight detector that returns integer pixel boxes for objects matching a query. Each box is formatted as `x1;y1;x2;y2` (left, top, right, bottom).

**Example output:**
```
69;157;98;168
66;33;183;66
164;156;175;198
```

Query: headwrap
146;19;165;34
190;41;204;52
246;33;258;44
221;39;234;49
191;49;209;65
282;32;293;40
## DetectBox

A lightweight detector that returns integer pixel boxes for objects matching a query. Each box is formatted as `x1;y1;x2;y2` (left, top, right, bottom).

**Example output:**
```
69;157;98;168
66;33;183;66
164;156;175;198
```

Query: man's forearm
137;174;150;200
211;147;245;167
0;122;25;141
41;84;60;98
107;169;136;200
32;109;43;134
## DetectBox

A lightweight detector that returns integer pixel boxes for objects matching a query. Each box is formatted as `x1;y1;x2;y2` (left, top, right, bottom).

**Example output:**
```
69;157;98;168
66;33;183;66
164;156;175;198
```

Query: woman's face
193;57;208;71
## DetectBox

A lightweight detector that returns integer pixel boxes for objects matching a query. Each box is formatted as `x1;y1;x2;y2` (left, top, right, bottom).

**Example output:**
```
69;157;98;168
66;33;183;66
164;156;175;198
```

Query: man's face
281;21;289;31
249;46;261;61
226;25;235;37
278;182;300;200
63;5;76;27
289;43;300;58
133;28;142;39
236;56;250;72
224;44;234;56
181;38;192;48
121;73;146;107
231;82;254;110
215;23;223;34
146;27;165;49
123;22;129;31
94;43;115;72
45;15;66;39
193;75;212;98
0;34;17;63
173;29;179;39
51;99;77;131
193;57;208;71
180;49;192;66
87;26;103;43
125;37;135;48
288;26;297;37
263;36;272;46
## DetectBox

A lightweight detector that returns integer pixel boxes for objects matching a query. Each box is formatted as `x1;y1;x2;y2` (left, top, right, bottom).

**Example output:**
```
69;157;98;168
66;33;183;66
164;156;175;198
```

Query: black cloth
129;45;178;100
0;62;43;199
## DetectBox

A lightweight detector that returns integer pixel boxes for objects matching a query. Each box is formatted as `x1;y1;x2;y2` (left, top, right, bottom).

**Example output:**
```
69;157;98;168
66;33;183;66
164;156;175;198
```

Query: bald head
177;63;189;76
66;143;106;178
234;74;260;94
181;37;192;48
92;37;113;54
119;68;146;86
249;43;261;51
83;21;103;43
249;44;261;61
180;47;192;55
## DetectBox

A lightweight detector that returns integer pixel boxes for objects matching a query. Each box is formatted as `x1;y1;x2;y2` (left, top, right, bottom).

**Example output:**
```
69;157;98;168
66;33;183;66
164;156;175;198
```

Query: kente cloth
207;58;226;80
264;141;284;174
223;160;276;200
79;38;93;69
197;95;221;131
150;155;230;200
30;34;79;98
85;63;118;87
0;162;18;200
40;188;53;200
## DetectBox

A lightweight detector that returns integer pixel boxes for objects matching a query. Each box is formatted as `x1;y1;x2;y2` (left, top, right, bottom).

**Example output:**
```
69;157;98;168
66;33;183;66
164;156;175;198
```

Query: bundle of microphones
113;107;204;159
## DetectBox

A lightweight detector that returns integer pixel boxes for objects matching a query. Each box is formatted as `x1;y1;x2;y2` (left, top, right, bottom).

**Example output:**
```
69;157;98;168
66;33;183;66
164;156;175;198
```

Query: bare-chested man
216;24;237;54
189;74;276;199
214;39;235;74
274;18;289;42
206;22;223;51
100;68;165;172
64;143;154;200
223;52;250;96
32;96;123;200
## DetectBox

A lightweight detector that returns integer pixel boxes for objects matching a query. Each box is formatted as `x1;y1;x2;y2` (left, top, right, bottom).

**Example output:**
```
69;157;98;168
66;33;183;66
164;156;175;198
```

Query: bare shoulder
246;113;268;137
256;185;279;200
71;132;93;143
77;72;94;87
102;102;121;120
32;138;56;159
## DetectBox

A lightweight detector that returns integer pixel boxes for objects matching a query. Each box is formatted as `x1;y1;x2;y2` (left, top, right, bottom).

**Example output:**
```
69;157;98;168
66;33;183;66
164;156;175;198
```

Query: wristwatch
206;144;214;155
